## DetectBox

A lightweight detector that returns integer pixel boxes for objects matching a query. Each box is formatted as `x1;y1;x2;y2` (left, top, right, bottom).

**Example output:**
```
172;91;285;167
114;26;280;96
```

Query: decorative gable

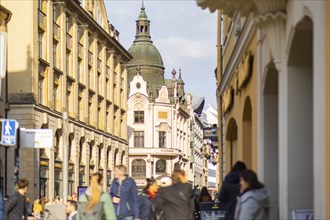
129;74;148;98
156;86;170;103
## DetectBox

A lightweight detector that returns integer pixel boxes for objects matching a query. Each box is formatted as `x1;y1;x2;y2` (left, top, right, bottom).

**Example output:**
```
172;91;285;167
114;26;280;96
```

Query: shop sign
237;51;253;90
20;129;53;148
222;87;234;114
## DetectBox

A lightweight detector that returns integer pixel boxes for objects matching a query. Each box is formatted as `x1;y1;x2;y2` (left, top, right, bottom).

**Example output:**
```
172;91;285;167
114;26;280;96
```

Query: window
53;83;58;110
78;89;83;121
38;32;43;58
88;94;92;125
53;6;58;23
159;131;166;148
134;111;144;123
66;16;70;33
98;148;102;168
38;0;42;10
98;100;102;128
131;159;146;178
134;131;144;148
53;43;57;67
66;53;70;75
67;82;72;113
38;76;44;104
156;159;166;174
77;61;81;82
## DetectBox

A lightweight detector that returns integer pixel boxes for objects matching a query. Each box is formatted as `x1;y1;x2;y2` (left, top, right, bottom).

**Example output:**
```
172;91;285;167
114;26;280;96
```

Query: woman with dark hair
78;173;116;220
199;187;212;203
234;169;270;220
218;161;247;220
153;170;195;220
138;178;159;220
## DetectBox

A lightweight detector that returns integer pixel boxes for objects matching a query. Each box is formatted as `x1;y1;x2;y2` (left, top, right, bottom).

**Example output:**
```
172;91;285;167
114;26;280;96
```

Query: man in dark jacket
153;170;195;220
4;179;29;220
110;165;140;220
218;161;247;220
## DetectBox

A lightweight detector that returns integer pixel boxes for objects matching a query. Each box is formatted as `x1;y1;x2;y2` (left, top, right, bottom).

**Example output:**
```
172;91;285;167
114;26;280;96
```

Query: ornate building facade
2;0;131;201
126;5;195;187
197;0;330;218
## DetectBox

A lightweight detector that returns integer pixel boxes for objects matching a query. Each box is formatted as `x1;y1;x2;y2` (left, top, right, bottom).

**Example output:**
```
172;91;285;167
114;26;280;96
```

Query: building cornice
219;15;256;95
65;0;133;62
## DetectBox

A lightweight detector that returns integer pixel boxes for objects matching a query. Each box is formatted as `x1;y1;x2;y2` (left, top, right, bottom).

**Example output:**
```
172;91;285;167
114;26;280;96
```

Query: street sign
20;129;53;149
0;32;7;79
1;119;18;146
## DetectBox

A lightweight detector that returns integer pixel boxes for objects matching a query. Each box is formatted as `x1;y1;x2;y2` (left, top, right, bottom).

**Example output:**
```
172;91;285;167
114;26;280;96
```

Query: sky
104;0;217;107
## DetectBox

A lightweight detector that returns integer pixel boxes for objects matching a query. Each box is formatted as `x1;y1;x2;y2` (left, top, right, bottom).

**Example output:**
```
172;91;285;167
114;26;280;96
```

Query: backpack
78;193;105;220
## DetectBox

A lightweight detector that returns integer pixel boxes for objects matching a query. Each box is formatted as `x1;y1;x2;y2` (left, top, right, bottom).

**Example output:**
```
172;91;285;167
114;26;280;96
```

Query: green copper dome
128;42;164;69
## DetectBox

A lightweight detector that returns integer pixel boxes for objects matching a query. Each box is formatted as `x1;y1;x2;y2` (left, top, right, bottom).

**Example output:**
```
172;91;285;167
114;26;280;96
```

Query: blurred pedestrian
33;199;43;215
65;200;77;220
153;170;195;220
110;165;140;220
72;192;78;201
0;192;3;220
78;173;116;220
219;161;246;220
199;187;212;203
138;178;159;220
4;179;34;220
25;197;32;217
234;169;270;220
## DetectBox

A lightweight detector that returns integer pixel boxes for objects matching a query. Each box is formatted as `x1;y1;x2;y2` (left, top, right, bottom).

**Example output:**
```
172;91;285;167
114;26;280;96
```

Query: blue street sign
1;119;18;146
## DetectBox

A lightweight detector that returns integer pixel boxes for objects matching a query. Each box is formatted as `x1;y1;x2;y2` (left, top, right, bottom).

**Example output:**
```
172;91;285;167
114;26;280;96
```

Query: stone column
255;9;287;219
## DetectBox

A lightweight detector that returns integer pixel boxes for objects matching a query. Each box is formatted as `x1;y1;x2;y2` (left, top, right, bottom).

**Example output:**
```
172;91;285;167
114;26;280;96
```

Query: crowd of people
0;162;270;220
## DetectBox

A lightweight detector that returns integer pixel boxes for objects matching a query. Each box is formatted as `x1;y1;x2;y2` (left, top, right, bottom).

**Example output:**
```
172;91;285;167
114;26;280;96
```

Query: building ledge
129;147;181;156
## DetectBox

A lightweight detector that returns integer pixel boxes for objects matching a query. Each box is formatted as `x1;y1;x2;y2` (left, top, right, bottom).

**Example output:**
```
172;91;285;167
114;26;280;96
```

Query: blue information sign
1;119;18;146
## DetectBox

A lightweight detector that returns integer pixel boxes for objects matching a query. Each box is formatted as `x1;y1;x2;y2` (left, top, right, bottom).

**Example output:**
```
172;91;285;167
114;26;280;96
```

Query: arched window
156;159;166;174
131;159;146;178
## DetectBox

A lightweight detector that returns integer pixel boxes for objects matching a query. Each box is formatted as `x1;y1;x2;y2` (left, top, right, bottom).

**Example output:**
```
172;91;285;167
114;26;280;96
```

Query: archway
242;97;252;168
226;118;238;170
263;62;279;218
287;16;313;211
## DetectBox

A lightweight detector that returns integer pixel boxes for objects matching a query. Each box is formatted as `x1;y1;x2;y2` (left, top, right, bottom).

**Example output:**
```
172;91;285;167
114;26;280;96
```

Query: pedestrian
33;199;43;216
78;173;116;220
138;178;159;220
153;169;195;220
25;197;33;217
3;179;33;220
0;192;3;220
110;165;140;220
218;161;247;220
234;169;270;220
65;200;77;220
199;187;212;203
72;192;78;201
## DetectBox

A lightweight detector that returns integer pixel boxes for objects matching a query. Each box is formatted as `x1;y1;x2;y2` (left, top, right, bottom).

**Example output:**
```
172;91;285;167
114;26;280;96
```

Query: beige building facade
0;4;12;196
198;0;330;219
1;0;131;201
